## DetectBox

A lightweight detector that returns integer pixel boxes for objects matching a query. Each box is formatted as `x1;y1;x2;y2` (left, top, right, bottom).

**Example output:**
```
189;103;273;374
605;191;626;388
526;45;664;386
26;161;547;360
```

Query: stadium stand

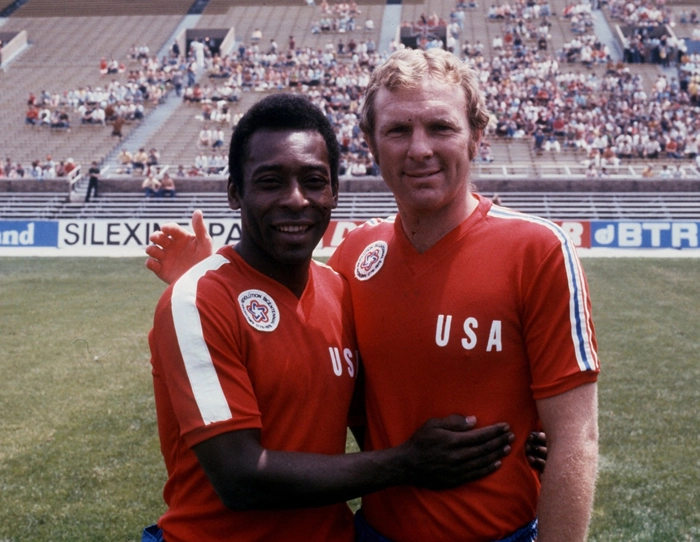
0;0;698;224
3;189;699;221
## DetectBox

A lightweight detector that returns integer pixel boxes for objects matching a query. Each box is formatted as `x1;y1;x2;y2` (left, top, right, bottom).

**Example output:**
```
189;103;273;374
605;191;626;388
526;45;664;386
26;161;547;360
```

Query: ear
363;130;379;166
228;179;241;210
469;129;483;161
331;181;339;209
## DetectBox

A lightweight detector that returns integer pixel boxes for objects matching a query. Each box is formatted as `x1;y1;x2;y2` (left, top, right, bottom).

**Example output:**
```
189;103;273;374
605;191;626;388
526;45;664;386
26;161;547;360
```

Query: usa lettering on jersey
328;347;358;377
435;315;503;352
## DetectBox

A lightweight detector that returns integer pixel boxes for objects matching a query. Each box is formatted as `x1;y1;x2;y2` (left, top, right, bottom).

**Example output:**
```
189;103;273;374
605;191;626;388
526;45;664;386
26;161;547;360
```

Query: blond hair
360;48;489;140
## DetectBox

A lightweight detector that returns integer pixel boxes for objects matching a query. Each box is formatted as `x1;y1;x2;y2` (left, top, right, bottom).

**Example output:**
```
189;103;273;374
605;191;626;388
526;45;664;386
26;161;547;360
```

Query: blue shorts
142;524;165;542
354;509;538;542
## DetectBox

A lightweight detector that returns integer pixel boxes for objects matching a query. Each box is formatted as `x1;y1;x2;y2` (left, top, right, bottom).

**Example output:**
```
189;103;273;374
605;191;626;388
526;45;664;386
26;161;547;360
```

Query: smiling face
368;78;477;224
229;128;338;274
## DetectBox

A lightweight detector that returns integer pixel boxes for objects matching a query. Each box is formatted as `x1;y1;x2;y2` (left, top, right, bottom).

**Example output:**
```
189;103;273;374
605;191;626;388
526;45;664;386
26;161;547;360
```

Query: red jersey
328;194;599;541
149;246;358;542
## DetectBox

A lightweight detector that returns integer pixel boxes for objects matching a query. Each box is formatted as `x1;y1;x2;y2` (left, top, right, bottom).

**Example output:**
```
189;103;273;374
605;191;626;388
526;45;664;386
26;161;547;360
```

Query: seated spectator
91;106;106;125
194;152;208;171
118;149;133;173
64;158;77;176
199;126;213;147
672;165;685;178
159;173;176;197
601;146;619;167
25;106;39;125
43;155;57;177
30;160;44;180
212;128;225;148
38;107;51;126
147;148;160;167
133;148;148;172
350;160;367;176
142;172;161;197
478;140;494;162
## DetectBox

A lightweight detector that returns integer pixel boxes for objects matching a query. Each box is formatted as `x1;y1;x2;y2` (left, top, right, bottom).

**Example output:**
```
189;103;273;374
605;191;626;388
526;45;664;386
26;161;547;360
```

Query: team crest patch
238;289;279;332
355;241;388;281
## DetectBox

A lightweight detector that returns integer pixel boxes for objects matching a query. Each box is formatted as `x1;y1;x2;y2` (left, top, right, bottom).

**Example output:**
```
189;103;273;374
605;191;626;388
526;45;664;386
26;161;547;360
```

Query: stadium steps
3;191;699;222
0;14;183;168
12;0;195;17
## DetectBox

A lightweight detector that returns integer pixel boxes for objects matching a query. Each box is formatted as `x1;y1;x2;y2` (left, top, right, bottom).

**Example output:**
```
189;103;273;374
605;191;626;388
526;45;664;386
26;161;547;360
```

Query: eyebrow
250;163;331;176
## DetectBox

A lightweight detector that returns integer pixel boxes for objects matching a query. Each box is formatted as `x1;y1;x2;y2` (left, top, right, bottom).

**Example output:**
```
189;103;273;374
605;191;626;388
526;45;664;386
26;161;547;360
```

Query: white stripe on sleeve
171;254;233;425
488;207;599;372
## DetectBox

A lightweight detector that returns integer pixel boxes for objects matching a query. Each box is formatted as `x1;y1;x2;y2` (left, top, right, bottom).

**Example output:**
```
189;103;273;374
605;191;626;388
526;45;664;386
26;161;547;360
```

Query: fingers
452;422;512;452
191;209;209;241
415;443;511;489
526;431;548;460
451;428;513;464
159;222;190;241
528;431;547;448
525;431;548;475
527;455;546;475
145;257;161;274
405;417;516;489
427;414;477;432
148;228;175;248
145;243;166;261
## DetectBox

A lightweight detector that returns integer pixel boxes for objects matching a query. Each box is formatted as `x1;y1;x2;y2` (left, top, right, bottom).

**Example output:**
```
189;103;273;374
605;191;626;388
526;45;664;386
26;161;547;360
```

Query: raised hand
145;209;214;284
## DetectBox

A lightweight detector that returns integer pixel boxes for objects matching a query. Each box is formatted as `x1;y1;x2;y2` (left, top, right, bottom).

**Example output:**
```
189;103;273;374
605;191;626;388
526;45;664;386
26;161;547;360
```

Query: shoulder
484;204;572;252
341;215;396;250
169;249;239;309
328;215;396;273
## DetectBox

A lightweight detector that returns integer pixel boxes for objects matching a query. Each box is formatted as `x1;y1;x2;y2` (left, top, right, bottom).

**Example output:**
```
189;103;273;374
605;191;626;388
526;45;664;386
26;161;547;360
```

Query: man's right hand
145;209;214;285
401;414;513;490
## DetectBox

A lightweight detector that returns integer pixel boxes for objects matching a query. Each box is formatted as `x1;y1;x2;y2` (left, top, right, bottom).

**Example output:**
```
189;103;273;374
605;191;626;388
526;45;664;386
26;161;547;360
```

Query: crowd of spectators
176;35;388;176
114;147;162;175
480;43;700;168
310;1;374;35
142;169;177;197
19;0;700;180
24;44;182;135
0;155;79;179
605;0;690;66
168;0;700;177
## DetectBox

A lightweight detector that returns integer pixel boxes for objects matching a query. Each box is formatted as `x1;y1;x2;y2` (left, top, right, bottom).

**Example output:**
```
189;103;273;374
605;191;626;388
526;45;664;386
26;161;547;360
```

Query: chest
349;241;528;369
236;299;358;408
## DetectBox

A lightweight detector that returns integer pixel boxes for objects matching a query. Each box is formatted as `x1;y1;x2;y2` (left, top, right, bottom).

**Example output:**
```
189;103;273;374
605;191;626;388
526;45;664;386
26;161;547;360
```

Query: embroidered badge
238;289;279;332
354;241;388;281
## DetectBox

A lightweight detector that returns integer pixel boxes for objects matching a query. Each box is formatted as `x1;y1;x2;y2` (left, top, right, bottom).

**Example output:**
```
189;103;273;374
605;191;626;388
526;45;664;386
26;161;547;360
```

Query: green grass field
0;257;698;541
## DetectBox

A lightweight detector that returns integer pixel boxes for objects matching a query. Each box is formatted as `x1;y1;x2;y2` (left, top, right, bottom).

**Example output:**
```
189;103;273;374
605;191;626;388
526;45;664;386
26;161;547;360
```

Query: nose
406;127;433;161
281;180;309;209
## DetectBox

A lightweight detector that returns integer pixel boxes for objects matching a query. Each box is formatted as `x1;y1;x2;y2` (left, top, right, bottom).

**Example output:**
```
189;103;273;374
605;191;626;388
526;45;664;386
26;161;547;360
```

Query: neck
400;193;479;253
234;243;310;299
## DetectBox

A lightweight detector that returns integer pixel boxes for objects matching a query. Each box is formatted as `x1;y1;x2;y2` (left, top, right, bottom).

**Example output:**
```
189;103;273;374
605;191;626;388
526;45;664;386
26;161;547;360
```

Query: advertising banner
1;219;699;256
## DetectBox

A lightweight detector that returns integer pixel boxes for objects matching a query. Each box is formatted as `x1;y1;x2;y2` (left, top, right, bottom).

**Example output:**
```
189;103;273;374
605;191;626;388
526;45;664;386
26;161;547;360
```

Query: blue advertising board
590;221;699;249
0;221;59;247
1;219;699;255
